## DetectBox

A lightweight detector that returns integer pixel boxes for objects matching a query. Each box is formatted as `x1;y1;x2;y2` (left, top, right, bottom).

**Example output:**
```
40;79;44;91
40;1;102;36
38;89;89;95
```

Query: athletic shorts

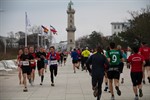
72;60;78;64
31;66;36;70
37;62;45;70
144;60;150;67
107;70;120;80
22;66;31;75
130;72;142;86
64;58;67;61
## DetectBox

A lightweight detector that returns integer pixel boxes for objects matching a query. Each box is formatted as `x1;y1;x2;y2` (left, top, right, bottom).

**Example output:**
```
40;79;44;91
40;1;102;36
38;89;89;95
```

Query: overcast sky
0;0;149;42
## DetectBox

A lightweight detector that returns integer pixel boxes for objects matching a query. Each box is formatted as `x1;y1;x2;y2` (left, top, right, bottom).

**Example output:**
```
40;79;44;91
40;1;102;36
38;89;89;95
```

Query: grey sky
0;0;149;42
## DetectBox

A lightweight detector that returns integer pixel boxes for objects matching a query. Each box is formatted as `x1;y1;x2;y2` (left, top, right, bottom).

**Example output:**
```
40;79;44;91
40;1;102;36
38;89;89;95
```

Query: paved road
0;56;150;100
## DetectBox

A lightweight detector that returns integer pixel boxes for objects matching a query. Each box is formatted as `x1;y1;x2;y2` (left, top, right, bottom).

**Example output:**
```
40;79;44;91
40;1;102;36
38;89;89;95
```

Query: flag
41;25;49;34
50;25;57;35
25;12;31;27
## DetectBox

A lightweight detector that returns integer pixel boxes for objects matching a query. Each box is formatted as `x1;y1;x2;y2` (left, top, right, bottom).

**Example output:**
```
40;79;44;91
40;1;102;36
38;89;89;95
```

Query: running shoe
93;86;98;97
23;87;28;92
104;87;108;92
40;82;43;85
143;80;146;84
139;89;143;97
121;78;124;84
111;95;115;100
115;86;121;96
134;96;139;100
51;83;55;86
148;77;150;83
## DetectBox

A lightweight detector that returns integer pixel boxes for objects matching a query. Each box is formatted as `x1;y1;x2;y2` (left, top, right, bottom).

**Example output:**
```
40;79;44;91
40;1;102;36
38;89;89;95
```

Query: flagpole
41;30;43;47
25;12;27;47
37;33;39;48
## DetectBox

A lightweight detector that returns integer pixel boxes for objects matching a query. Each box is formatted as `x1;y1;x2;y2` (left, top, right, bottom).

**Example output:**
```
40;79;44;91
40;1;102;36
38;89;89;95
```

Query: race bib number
49;60;57;65
22;61;29;66
30;61;35;64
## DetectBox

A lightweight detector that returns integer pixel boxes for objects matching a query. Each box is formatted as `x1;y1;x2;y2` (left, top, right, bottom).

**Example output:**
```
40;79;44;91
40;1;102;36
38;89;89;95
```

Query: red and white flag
50;25;57;35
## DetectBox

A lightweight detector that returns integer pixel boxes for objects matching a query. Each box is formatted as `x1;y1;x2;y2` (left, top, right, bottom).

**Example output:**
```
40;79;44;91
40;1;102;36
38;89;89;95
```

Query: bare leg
18;67;22;84
109;79;114;97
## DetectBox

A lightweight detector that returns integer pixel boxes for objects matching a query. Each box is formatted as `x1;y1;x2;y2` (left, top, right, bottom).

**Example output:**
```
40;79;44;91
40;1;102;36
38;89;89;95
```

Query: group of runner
16;42;150;100
17;46;67;92
69;41;150;100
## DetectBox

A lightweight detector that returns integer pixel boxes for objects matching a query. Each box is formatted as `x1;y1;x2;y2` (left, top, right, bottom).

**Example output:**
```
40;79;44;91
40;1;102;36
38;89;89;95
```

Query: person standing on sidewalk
36;47;46;85
20;47;33;92
139;42;150;84
29;46;36;84
128;46;145;100
47;46;60;86
106;42;124;100
17;49;23;85
86;46;109;100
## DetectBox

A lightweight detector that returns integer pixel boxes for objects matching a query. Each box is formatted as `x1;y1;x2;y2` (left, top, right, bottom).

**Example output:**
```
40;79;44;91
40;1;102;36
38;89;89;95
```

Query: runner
81;47;90;71
77;48;82;68
139;42;150;84
36;47;46;85
47;46;60;86
117;45;126;84
71;48;79;73
43;49;48;72
106;42;123;100
86;46;109;100
63;51;68;66
17;49;23;85
29;46;36;85
127;47;132;69
60;52;64;66
20;47;33;92
128;46;145;100
104;47;110;92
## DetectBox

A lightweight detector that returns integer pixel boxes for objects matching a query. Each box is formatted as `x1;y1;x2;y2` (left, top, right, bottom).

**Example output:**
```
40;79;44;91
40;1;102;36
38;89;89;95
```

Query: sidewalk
0;56;150;100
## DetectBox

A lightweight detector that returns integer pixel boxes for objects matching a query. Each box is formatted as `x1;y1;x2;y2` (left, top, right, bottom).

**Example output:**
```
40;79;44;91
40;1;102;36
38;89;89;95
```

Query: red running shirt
29;53;36;67
128;53;145;72
139;46;150;60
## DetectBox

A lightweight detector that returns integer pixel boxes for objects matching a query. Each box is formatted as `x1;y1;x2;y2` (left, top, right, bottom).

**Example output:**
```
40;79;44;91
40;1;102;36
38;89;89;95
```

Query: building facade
66;1;76;51
111;22;130;35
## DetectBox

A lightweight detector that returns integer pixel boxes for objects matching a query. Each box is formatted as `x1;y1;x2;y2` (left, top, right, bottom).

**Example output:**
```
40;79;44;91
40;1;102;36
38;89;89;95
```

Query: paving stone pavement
0;56;150;100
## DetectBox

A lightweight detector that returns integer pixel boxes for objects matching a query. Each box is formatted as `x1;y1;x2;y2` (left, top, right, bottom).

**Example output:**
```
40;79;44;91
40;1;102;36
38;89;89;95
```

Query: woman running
17;49;23;85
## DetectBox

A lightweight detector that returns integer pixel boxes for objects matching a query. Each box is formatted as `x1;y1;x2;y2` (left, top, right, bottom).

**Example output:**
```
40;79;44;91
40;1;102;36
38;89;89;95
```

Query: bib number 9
112;55;117;63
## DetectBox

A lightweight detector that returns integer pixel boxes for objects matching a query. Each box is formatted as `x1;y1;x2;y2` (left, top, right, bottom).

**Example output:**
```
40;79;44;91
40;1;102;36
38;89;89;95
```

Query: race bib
22;61;29;66
49;60;57;65
30;61;35;64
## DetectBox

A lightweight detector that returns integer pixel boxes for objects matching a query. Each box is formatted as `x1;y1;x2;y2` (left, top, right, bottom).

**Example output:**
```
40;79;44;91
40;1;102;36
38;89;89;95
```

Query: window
118;25;120;29
114;25;116;29
70;39;72;42
70;20;72;23
70;14;72;18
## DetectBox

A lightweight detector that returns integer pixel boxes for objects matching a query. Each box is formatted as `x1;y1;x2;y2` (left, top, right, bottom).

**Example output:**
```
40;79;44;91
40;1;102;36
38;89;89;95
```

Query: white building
111;22;130;35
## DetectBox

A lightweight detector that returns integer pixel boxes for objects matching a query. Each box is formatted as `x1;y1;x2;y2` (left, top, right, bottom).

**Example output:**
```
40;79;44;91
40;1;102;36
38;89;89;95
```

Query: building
111;22;130;35
66;1;76;51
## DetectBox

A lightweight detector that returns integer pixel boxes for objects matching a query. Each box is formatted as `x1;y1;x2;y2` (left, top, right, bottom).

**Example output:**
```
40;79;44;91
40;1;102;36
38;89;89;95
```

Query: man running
81;47;90;71
29;46;36;85
47;46;60;86
106;42;123;100
86;46;109;100
36;47;46;85
71;48;79;73
128;46;145;100
63;51;68;66
20;47;33;92
139;42;150;84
